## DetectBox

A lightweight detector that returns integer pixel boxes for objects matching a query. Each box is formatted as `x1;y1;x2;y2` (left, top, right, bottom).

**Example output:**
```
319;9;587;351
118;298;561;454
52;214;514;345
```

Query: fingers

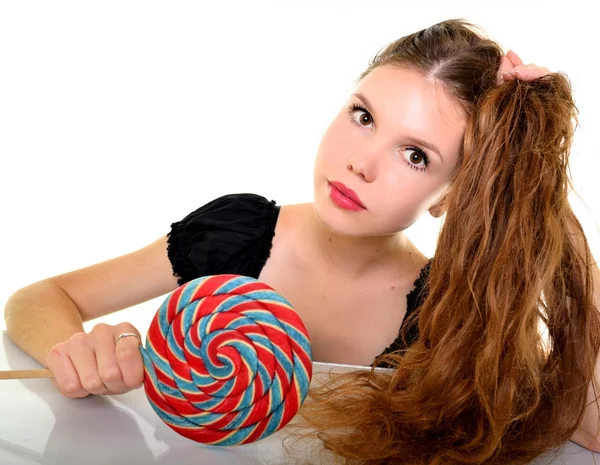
46;343;90;398
497;55;514;83
506;49;524;67
498;49;550;84
502;65;550;81
114;328;144;389
44;322;145;399
513;68;550;80
67;332;109;395
95;332;128;393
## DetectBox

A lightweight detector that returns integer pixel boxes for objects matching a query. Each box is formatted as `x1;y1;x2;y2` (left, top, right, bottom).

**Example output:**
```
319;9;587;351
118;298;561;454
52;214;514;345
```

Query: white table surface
1;330;598;465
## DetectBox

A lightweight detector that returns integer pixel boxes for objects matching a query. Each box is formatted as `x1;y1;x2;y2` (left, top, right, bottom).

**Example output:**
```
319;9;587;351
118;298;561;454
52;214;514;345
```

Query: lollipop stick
0;369;54;380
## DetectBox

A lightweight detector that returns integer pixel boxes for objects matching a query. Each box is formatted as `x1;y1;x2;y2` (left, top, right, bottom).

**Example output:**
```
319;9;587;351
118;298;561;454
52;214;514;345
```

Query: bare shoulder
408;241;432;271
258;201;311;272
276;202;313;228
270;202;314;251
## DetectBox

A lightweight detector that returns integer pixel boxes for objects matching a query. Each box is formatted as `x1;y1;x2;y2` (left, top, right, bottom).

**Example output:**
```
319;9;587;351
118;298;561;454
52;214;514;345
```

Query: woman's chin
312;199;373;238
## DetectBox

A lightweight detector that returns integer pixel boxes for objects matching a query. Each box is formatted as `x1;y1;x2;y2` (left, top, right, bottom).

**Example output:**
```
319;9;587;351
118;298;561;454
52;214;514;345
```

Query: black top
166;193;432;366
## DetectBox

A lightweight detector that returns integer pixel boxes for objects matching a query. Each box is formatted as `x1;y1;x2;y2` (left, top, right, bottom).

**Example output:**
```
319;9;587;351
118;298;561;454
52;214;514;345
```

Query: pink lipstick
328;181;366;211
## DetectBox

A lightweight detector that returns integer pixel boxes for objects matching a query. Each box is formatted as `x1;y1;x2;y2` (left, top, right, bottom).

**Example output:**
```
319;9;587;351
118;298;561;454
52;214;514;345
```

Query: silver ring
116;332;141;344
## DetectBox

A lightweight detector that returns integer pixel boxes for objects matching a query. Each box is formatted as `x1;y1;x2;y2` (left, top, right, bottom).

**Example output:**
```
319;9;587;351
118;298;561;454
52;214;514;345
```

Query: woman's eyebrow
352;92;444;163
404;136;444;162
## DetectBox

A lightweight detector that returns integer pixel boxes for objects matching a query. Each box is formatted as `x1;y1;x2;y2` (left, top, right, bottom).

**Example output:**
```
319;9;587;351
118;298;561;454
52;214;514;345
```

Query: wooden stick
0;369;54;380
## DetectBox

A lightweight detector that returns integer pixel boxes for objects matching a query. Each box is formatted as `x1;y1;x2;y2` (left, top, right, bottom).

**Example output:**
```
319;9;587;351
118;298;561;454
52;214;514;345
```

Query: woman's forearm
4;281;85;366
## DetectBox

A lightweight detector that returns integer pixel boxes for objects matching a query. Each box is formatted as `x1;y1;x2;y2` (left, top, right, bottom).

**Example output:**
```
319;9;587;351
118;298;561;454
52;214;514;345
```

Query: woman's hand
497;50;550;84
45;322;145;398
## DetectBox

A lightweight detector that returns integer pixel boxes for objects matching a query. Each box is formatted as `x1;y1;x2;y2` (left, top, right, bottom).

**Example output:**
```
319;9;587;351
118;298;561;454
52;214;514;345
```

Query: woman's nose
346;151;378;182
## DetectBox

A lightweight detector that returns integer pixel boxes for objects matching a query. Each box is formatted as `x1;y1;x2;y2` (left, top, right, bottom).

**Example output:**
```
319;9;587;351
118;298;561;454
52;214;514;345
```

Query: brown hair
292;18;600;464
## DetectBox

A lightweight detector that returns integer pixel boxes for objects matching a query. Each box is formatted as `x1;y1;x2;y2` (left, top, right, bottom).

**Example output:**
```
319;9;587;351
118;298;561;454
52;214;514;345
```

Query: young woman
5;18;600;463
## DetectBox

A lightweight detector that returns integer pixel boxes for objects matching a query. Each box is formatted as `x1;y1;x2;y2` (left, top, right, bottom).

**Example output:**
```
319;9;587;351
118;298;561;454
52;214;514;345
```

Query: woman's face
313;65;466;237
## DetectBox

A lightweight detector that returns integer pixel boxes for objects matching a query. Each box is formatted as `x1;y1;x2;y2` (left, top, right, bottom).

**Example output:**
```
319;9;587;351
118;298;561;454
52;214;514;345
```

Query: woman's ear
429;195;447;218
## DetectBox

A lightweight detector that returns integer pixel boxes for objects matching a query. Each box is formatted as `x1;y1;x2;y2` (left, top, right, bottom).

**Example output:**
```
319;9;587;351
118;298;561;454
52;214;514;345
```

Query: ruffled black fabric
374;258;433;368
166;192;432;366
166;193;280;285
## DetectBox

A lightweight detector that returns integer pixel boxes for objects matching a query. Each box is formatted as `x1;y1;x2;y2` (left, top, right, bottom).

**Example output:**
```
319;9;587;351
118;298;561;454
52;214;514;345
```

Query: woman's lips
328;181;366;211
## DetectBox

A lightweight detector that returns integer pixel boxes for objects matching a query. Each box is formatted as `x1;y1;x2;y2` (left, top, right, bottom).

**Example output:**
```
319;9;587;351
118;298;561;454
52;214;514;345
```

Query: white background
1;1;598;337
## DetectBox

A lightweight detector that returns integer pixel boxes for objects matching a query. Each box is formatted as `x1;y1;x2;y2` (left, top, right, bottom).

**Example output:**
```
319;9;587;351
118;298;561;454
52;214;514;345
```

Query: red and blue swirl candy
140;274;313;445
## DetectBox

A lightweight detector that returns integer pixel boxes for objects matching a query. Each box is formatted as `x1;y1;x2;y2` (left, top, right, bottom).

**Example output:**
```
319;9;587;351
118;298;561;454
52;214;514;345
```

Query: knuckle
126;370;145;389
46;346;64;365
80;377;105;393
70;332;86;343
92;322;110;333
115;322;137;335
61;380;85;398
66;332;87;348
99;367;122;384
91;324;114;343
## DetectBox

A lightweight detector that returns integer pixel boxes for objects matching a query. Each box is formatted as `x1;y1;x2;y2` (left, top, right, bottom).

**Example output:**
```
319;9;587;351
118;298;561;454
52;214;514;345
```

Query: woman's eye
348;104;373;127
354;110;373;126
403;148;430;172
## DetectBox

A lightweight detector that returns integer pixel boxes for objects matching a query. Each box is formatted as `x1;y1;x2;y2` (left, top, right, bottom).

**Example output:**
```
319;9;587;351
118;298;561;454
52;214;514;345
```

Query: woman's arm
4;236;179;368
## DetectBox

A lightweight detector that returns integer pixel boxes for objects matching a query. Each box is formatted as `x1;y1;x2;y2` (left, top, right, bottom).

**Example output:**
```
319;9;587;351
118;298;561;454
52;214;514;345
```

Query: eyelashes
349;103;374;126
347;103;430;173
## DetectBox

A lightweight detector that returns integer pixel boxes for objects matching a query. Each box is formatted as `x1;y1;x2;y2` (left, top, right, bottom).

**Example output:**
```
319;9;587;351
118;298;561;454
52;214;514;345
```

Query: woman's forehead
354;65;466;142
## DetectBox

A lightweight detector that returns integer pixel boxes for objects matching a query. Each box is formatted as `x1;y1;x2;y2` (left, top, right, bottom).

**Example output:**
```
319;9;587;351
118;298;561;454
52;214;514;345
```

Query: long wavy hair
292;18;600;464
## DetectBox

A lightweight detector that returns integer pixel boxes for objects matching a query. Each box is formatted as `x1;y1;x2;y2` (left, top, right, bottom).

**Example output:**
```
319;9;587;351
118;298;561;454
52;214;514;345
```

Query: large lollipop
140;274;313;446
0;274;312;446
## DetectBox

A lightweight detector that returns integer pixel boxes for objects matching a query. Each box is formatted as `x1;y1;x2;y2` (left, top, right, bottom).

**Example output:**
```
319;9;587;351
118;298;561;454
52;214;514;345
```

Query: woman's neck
305;204;411;280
